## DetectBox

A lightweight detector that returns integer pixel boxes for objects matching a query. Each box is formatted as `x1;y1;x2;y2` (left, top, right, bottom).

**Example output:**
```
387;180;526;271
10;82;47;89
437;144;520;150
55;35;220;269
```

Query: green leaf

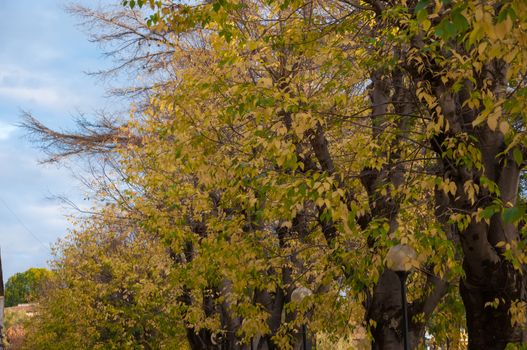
503;207;524;224
219;28;233;42
513;148;523;167
452;12;469;34
444;21;458;39
416;9;428;23
213;1;222;12
414;0;429;13
481;206;497;219
497;6;516;23
279;0;291;10
283;153;298;171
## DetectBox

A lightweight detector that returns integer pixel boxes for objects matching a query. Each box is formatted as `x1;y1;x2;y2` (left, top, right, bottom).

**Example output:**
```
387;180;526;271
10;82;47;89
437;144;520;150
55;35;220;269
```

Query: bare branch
20;113;141;163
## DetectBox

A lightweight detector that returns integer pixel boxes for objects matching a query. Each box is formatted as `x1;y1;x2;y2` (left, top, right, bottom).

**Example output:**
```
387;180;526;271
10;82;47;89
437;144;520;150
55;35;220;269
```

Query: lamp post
385;244;417;350
291;286;313;350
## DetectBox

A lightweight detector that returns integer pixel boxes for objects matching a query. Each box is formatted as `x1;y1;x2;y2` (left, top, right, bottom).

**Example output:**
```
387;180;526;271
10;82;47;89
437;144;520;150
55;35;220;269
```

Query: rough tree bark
364;70;449;349
359;0;527;345
424;50;527;350
433;87;527;348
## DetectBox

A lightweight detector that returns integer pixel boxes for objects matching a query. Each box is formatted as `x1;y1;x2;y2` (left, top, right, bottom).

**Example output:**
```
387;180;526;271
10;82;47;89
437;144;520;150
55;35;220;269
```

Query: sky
0;1;121;280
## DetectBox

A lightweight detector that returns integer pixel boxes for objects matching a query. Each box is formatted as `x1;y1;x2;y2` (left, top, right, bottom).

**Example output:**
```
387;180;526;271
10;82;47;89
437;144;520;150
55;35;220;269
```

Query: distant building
5;304;36;318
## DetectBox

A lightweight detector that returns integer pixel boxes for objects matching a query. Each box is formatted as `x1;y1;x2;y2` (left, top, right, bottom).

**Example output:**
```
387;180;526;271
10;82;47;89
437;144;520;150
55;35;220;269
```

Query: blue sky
0;1;120;280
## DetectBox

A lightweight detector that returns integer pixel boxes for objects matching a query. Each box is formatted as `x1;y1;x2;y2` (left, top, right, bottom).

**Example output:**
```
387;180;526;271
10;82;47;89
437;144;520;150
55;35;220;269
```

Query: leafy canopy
5;268;53;307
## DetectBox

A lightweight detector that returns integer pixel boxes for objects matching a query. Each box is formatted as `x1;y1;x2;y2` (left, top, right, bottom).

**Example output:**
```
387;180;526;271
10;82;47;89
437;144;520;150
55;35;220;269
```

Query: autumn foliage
22;0;527;349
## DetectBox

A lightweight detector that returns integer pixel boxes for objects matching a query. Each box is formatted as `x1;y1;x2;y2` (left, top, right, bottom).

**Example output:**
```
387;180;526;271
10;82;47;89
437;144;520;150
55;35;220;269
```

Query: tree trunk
369;271;425;350
460;259;526;349
426;48;527;345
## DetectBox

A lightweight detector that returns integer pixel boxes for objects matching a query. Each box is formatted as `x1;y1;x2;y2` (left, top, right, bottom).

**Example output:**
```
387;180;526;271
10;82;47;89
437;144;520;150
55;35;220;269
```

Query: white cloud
0;63;47;84
0;121;15;140
22;203;70;233
0;63;87;111
31;46;64;62
0;86;63;108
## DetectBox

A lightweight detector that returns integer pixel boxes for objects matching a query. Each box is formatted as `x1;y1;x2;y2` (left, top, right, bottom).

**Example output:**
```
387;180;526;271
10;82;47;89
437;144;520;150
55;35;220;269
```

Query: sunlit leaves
26;0;527;346
24;211;186;349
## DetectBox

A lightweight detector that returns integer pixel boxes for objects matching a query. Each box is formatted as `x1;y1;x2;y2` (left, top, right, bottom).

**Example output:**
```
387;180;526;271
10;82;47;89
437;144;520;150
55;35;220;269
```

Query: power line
0;196;49;250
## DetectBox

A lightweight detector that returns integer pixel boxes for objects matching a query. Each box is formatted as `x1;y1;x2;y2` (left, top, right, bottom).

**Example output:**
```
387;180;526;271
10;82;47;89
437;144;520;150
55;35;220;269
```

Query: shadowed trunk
461;259;526;349
369;271;422;350
364;70;448;349
429;62;527;347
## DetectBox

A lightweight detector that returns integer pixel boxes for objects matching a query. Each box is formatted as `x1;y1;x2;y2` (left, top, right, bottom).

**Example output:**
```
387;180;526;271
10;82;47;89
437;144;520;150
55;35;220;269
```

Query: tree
23;208;187;350
5;268;53;307
130;0;527;348
26;2;460;348
24;0;527;349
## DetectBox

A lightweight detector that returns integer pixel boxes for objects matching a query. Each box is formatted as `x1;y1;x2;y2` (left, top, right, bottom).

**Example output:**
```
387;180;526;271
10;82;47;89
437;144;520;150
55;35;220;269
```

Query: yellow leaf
449;181;457;196
494;17;513;41
315;197;325;207
487;114;498;131
495;241;506;248
499;121;510;135
478;42;488;56
422;19;431;31
259;77;273;88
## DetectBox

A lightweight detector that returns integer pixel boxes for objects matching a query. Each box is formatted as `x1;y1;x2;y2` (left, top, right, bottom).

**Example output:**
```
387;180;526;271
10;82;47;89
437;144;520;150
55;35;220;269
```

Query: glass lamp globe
386;244;417;273
291;286;313;303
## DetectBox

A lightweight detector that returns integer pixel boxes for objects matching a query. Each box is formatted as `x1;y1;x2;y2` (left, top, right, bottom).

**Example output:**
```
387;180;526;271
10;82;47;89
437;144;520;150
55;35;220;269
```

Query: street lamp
385;244;417;350
291;286;313;350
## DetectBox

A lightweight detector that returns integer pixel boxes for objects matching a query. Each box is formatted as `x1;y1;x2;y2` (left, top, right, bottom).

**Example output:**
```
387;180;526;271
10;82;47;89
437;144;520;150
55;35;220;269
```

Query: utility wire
0;196;49;250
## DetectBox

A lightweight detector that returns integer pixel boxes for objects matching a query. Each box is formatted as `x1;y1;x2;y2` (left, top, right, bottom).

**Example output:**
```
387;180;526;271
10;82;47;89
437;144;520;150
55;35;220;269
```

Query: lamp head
386;244;417;273
291;286;313;303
